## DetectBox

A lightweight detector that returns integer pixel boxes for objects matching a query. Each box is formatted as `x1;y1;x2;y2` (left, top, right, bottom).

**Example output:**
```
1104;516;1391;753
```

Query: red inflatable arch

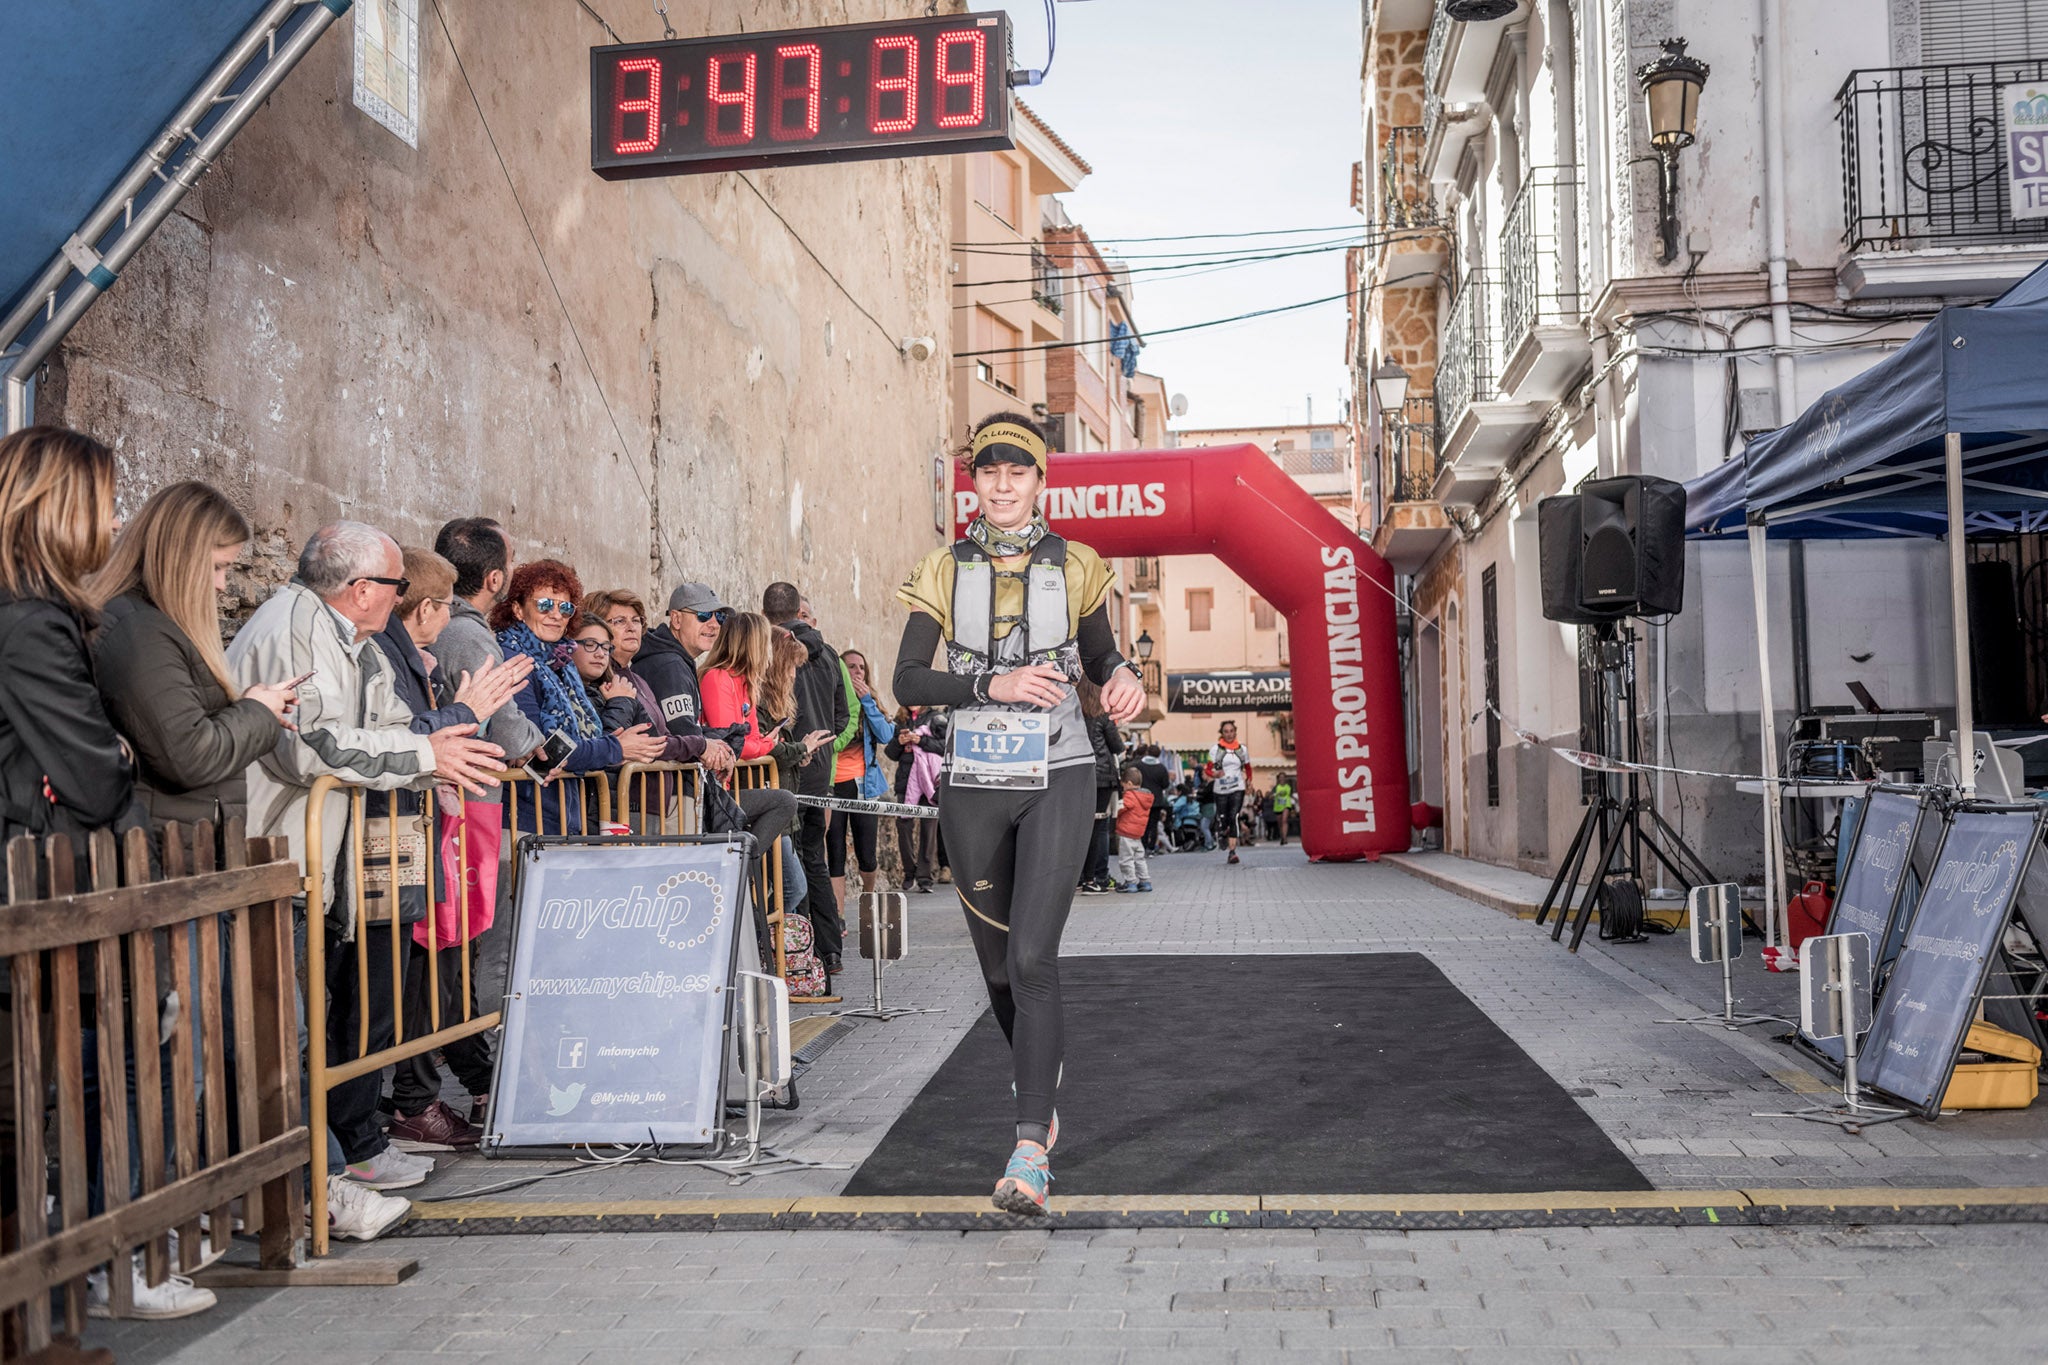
951;445;1410;861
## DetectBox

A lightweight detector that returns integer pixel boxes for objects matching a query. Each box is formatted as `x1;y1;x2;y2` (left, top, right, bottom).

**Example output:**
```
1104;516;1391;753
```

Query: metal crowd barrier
303;763;787;1254
616;760;705;836
301;768;617;1257
727;759;788;980
0;822;305;1346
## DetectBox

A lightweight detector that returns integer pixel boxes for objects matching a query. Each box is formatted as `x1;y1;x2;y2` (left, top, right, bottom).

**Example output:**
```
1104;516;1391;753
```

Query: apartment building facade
1353;0;2048;876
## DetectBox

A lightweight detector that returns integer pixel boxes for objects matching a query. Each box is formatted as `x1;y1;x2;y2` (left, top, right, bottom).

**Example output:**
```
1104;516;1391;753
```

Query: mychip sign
1167;670;1292;713
488;838;748;1149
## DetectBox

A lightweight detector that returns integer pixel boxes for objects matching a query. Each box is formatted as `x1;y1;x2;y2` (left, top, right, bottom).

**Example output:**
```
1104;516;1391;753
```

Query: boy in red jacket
1115;764;1154;892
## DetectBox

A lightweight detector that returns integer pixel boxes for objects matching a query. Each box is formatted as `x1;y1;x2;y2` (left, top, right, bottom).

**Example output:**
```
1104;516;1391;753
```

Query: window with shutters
1252;597;1276;631
970;308;1020;396
989;156;1022;230
1918;0;2048;62
1186;588;1213;632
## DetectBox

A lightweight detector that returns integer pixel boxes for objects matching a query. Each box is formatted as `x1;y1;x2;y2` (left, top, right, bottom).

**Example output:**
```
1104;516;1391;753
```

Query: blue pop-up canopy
1678;260;2048;940
0;0;347;427
1685;262;2048;538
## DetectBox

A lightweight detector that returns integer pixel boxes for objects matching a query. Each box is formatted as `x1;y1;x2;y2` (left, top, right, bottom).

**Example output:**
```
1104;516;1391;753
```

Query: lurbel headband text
969;422;1048;476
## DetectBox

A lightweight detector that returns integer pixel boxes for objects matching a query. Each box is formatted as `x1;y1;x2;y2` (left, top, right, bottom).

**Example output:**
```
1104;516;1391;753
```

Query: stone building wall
41;0;955;663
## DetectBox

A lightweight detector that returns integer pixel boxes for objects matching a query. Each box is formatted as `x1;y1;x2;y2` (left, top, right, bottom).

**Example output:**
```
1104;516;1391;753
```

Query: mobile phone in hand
523;728;575;782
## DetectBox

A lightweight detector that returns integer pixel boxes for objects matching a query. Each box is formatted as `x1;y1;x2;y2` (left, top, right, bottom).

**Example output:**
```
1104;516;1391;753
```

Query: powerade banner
1166;670;1292;713
488;839;747;1147
1861;808;2043;1116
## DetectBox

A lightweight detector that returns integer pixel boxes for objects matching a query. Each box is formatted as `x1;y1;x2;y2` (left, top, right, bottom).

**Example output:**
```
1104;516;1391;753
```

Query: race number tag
950;710;1050;789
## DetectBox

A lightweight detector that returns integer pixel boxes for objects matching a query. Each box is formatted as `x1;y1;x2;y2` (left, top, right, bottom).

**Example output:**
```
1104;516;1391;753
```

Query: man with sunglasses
635;581;730;738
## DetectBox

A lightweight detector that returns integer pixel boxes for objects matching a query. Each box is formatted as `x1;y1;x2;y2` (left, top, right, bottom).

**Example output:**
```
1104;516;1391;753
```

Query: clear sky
987;0;1363;432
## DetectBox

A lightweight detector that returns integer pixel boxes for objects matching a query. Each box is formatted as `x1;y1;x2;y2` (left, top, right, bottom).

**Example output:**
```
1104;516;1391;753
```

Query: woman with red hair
492;559;662;830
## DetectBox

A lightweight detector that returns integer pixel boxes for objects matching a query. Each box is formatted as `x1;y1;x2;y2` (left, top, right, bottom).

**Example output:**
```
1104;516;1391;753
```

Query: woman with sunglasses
491;561;662;831
893;412;1144;1217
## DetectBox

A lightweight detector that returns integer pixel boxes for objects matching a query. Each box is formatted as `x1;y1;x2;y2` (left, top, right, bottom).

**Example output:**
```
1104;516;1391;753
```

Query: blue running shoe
1138;881;1153;892
992;1142;1052;1216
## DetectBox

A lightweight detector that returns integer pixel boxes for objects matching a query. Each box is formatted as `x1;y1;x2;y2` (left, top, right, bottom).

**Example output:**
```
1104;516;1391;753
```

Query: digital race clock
590;12;1014;179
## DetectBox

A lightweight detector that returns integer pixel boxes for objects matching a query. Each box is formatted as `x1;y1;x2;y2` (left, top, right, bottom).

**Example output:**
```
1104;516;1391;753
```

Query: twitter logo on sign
547;1082;585;1116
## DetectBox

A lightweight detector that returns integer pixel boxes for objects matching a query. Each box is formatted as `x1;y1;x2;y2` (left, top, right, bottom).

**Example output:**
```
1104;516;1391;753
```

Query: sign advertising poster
1860;808;2043;1115
1166;670;1293;713
2006;82;2048;220
488;839;748;1148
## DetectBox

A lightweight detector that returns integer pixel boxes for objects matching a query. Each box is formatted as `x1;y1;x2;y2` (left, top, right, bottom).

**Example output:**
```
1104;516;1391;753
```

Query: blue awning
1684;261;2048;540
1;1;339;380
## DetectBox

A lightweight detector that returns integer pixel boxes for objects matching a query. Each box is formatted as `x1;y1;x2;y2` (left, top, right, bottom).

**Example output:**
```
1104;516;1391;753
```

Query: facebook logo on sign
558;1037;588;1070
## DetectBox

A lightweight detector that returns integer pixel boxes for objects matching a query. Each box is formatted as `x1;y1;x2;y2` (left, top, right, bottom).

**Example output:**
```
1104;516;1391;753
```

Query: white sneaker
87;1253;217;1320
167;1227;230;1272
326;1174;411;1241
344;1145;431;1190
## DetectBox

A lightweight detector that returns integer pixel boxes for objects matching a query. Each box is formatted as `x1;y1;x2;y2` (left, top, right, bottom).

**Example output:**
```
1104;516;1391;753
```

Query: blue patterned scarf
497;620;603;741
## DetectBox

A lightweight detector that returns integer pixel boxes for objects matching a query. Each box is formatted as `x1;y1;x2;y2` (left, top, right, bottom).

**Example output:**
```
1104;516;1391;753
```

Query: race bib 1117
950;710;1050;790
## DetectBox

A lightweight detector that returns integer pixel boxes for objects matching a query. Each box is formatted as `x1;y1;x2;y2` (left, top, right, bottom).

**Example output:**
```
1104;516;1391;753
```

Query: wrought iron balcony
1378;127;1439;230
1141;660;1163;697
1030;247;1063;314
1837;60;2048;251
1500;166;1582;355
1131;556;1161;592
1422;4;1449;145
1435;268;1498;453
1388;395;1438;502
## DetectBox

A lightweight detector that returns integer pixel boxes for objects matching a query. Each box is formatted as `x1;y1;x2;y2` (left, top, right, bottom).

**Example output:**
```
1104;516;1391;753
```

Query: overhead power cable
950;222;1368;248
954;270;1443;359
950;234;1364;261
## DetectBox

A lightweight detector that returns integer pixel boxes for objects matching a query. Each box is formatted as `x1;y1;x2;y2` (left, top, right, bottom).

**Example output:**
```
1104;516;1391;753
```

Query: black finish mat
843;952;1649;1196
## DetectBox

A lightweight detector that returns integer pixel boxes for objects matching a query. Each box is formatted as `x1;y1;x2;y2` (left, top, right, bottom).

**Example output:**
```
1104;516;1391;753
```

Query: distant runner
1208;719;1249;866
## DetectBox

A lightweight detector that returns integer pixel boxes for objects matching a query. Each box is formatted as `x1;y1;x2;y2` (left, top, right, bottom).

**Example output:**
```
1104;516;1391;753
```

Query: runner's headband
969;422;1048;477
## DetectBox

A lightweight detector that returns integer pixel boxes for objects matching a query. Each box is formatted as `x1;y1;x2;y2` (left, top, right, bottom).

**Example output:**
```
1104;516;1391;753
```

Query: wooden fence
0;822;305;1353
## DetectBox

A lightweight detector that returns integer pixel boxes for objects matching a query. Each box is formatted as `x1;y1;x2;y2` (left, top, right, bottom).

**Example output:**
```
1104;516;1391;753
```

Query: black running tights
938;764;1095;1147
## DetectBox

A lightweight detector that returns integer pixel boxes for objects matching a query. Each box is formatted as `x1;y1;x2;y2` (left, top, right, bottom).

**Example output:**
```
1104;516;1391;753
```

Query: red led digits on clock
869;35;918;135
933;29;985;129
704;50;757;146
609;57;662;155
771;42;822;142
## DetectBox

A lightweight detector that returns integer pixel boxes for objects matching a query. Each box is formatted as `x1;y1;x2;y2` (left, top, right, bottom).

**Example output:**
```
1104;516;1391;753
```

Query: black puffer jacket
784;621;849;796
1087;712;1124;788
0;590;141;855
95;590;279;829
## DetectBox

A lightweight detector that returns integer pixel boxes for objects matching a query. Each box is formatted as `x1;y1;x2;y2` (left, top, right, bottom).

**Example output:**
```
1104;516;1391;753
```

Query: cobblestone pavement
97;1222;2048;1363
81;843;2048;1360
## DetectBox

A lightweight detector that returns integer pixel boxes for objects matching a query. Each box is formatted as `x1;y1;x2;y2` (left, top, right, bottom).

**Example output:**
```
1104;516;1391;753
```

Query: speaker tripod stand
1534;622;1723;952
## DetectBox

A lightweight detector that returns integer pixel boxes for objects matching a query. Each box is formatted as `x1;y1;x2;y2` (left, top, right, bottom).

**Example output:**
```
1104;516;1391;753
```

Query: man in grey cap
635;580;728;732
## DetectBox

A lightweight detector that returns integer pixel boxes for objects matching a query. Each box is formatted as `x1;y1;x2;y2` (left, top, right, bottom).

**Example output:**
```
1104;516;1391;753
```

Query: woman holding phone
892;411;1144;1216
93;480;303;833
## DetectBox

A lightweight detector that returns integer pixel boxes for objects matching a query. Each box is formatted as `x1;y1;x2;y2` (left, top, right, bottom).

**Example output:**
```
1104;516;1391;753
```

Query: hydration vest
945;534;1077;678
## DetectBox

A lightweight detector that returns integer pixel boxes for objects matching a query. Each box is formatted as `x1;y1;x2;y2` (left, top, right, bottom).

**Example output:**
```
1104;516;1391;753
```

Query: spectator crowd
0;423;1299;1328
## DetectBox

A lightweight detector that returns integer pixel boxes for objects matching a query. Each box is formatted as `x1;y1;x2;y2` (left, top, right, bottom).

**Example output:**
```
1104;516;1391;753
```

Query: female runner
892;412;1145;1215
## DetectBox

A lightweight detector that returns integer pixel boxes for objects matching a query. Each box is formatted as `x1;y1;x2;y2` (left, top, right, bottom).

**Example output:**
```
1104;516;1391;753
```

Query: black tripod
1534;622;1720;952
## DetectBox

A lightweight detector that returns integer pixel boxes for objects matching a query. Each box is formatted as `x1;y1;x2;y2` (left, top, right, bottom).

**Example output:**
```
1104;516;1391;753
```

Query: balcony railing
1389;395;1438;502
1837;60;2048;251
1031;247;1063;314
1379;126;1439;229
1500;166;1582;354
1141;660;1163;697
1422;4;1449;145
1131;556;1161;592
1435;268;1498;452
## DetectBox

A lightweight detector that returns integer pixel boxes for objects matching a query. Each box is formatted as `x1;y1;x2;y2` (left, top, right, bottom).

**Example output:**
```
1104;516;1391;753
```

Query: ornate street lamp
1635;38;1711;266
1134;629;1155;660
1370;358;1411;416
